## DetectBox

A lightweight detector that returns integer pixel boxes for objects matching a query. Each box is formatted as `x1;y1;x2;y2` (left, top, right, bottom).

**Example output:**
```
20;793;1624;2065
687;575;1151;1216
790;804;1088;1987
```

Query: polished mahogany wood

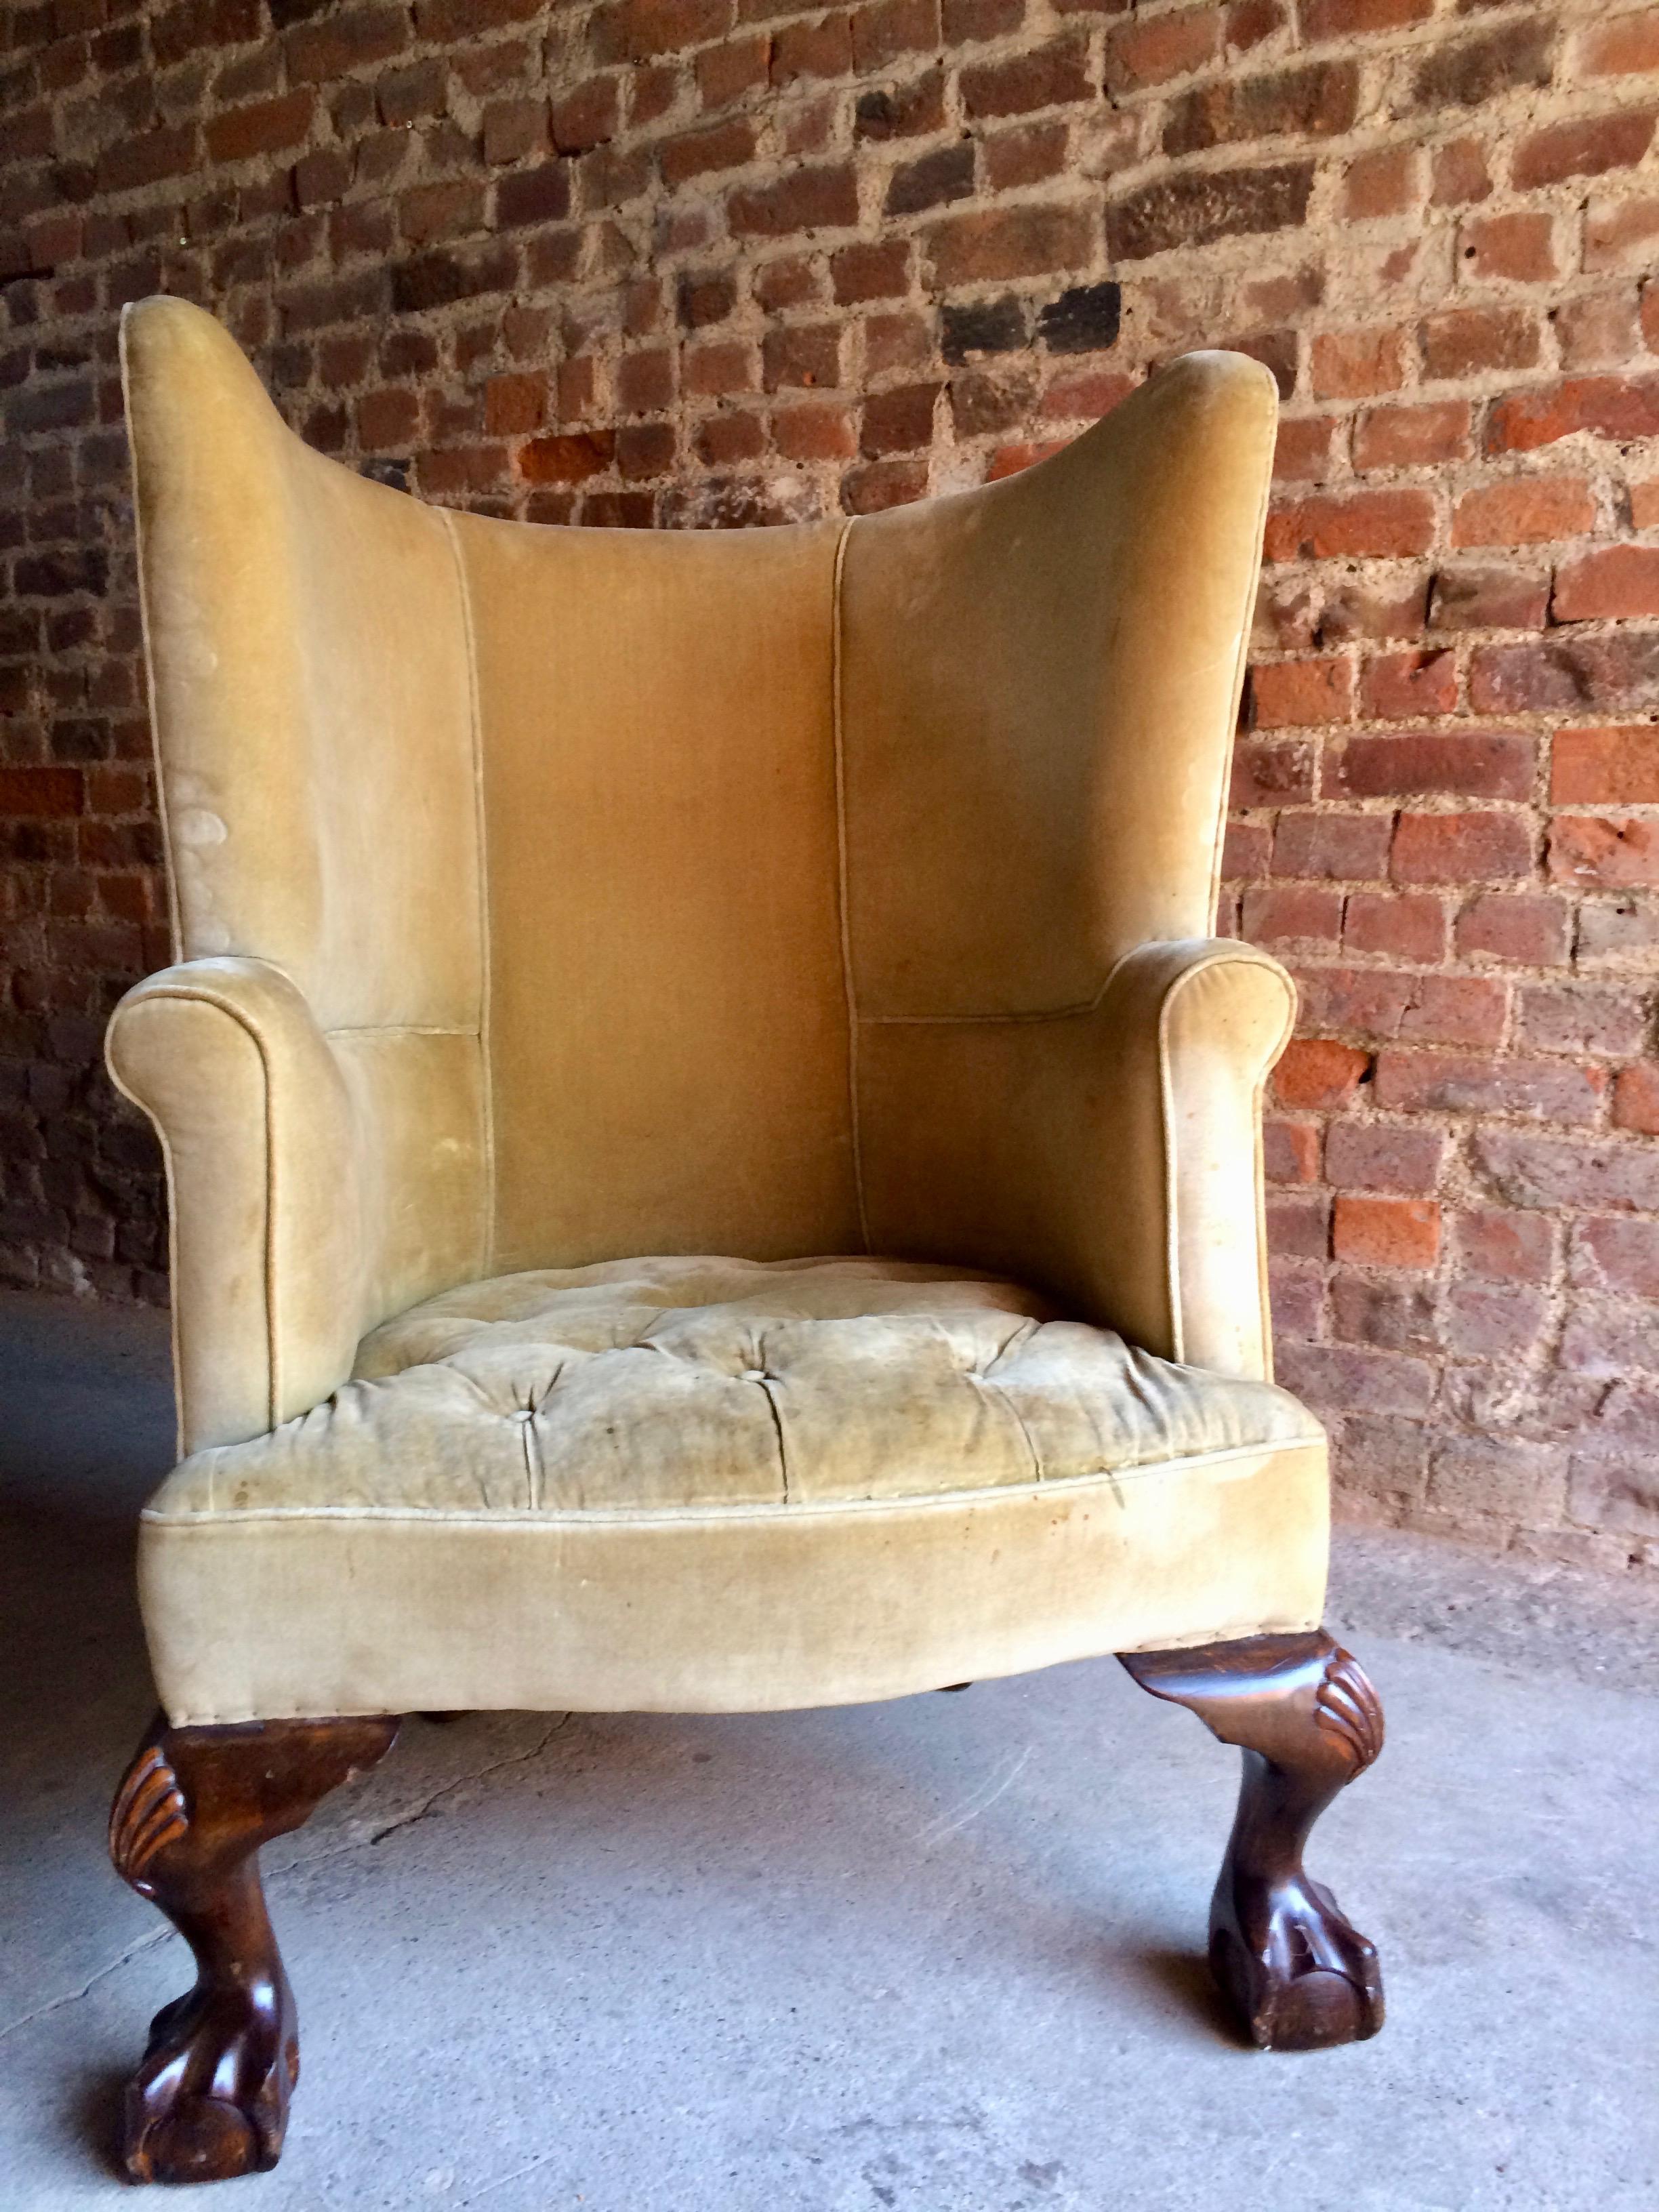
109;1712;399;2184
1121;1630;1385;2051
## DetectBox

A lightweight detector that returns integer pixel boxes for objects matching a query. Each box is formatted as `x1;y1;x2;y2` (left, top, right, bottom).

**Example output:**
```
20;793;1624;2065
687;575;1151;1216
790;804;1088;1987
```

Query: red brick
1392;811;1532;884
1242;885;1341;944
1452;476;1595;548
1552;725;1659;804
1334;731;1534;802
772;401;858;459
205;89;314;164
1399;974;1509;1048
1231;739;1315;807
1272;811;1392;880
840;0;933;66
830;239;909;304
1342;144;1418;221
1263;1117;1321;1183
1549;815;1659;888
1265;1192;1331;1261
1458;211;1555;285
861;382;940;453
960;36;1092;118
983;121;1070;192
1431;137;1490;206
1521;983;1648;1057
1102;5;1218;91
1455;1206;1555;1282
1443;1281;1549;1360
1344;892;1448;963
1555;289;1643;371
1273;416;1337;482
1248;656;1354;729
727;163;857;235
1580;10;1659;75
1454;893;1570;967
841;455;928;513
1570;1215;1659;1301
924;204;1092;286
1332;1270;1437;1352
1630;480;1659;529
1475;1131;1659;1212
1584;194;1659;274
697;33;769;105
1274;1038;1371;1108
1470;634;1659;716
483;371;546;436
1107;163;1315;262
1357;651;1458;721
1264;489;1436;562
1553;546;1659;624
1419;307;1539;382
770;10;852;81
1353;401;1471;472
1311;327;1407;401
762;324;842;390
1326;1120;1446;1192
660;117;757;186
617;0;732;56
1374;1048;1603;1125
616;347;674;413
1332;1195;1441;1269
0;767;81;817
1512;109;1657;190
1486;374;1659;454
519;430;614;484
1427;563;1550;633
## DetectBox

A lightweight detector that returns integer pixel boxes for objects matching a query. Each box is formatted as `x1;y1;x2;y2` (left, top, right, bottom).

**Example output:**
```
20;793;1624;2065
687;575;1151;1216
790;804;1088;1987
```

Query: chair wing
838;354;1288;1372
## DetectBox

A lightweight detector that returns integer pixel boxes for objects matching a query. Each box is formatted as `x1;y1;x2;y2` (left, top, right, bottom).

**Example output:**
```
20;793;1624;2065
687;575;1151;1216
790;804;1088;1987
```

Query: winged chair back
115;298;1278;1452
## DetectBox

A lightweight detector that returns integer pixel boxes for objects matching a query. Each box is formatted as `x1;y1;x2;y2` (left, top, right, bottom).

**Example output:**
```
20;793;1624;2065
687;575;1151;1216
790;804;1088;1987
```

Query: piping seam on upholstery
325;1023;474;1038
440;507;495;1279
830;515;869;1251
140;1435;1326;1526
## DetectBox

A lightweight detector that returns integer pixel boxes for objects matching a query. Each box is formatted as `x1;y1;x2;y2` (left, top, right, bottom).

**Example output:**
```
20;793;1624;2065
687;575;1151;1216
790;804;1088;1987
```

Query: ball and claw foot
123;1978;298;2184
109;1712;398;2184
1122;1631;1385;2053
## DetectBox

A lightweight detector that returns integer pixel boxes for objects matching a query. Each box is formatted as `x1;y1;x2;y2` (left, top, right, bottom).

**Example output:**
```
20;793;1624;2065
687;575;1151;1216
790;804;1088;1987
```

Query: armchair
104;296;1383;2185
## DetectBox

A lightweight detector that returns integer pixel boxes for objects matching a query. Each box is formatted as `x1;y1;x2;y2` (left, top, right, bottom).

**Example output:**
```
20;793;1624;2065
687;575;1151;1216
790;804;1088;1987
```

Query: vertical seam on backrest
830;516;870;1254
1206;388;1278;932
440;508;496;1279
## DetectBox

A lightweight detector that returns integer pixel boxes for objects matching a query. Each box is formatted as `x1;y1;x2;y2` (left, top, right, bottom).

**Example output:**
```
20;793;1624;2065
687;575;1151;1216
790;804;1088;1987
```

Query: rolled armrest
1092;940;1296;1379
106;957;363;1454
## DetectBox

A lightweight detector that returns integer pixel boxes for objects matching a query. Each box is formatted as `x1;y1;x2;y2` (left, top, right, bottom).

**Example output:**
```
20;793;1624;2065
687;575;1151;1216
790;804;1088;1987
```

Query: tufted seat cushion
138;1258;1330;1725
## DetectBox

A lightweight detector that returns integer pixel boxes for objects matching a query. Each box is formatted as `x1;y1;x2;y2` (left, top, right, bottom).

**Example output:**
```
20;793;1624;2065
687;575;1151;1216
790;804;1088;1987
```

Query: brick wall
3;0;1657;1565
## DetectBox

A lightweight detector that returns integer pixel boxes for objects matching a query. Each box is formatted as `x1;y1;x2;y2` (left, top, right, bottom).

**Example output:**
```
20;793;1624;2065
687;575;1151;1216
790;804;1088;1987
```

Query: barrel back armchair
104;295;1384;2186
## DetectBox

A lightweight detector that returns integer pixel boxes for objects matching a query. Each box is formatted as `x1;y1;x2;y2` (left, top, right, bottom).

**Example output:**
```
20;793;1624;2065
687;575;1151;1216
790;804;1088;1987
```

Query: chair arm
1089;939;1296;1380
106;957;363;1454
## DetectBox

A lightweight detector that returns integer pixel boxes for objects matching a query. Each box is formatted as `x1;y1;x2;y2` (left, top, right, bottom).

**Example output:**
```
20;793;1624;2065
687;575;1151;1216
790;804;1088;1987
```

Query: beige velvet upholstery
109;296;1317;1727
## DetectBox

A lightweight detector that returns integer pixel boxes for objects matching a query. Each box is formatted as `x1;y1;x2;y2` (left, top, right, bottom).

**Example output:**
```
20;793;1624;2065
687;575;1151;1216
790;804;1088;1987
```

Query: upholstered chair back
120;298;1275;1441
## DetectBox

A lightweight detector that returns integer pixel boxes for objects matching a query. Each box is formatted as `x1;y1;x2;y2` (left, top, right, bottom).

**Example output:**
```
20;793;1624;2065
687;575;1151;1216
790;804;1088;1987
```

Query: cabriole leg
1120;1631;1385;2051
108;1711;399;2184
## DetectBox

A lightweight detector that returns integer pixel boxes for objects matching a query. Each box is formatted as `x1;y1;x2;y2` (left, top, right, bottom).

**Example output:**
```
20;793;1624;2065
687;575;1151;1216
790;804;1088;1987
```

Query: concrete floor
1;1292;1656;2211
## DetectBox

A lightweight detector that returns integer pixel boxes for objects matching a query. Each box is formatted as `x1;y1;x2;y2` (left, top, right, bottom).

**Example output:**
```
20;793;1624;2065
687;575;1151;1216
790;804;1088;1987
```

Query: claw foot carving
1122;1631;1385;2053
109;1712;397;2184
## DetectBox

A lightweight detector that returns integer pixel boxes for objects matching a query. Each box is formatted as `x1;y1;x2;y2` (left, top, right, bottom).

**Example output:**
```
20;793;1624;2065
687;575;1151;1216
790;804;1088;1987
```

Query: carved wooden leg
1120;1631;1384;2052
109;1712;398;2184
